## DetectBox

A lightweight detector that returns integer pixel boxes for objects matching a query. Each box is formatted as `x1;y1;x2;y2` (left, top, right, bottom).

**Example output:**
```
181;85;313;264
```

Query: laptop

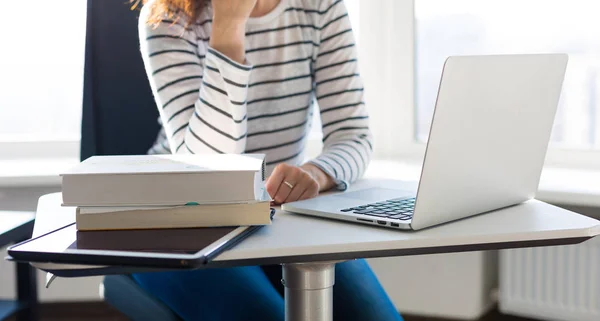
283;54;569;231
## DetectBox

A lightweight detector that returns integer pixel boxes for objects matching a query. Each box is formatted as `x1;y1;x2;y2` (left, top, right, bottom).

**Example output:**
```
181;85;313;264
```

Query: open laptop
283;54;569;231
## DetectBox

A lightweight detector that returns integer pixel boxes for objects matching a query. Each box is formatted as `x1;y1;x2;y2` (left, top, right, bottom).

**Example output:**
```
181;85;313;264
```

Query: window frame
357;0;422;161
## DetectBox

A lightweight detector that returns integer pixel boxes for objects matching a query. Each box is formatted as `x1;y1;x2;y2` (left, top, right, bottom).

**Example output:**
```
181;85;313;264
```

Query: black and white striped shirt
139;0;372;189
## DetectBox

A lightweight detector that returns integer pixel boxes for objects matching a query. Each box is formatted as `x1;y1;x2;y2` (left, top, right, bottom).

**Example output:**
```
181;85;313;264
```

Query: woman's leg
261;260;403;321
261;264;285;296
333;259;403;321
132;266;284;321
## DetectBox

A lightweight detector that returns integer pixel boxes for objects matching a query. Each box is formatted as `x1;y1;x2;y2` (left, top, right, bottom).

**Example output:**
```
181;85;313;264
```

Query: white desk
24;179;600;321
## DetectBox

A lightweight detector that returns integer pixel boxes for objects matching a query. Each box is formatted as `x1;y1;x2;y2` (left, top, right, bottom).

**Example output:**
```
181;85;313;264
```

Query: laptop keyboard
341;197;415;221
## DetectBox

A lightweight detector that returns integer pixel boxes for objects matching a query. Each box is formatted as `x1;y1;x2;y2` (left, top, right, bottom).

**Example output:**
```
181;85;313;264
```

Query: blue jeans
133;259;403;321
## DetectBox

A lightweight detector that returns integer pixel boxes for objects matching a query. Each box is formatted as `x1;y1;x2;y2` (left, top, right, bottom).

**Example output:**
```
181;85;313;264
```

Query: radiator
499;236;600;321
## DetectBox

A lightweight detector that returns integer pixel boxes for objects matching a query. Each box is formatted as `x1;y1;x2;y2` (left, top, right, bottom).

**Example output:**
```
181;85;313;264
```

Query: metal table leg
282;261;340;321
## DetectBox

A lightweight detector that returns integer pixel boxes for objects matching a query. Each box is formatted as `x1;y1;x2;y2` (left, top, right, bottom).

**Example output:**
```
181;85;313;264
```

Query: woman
133;0;403;320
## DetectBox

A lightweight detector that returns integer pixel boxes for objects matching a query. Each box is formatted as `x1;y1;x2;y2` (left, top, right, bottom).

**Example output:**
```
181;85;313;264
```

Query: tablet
8;210;273;269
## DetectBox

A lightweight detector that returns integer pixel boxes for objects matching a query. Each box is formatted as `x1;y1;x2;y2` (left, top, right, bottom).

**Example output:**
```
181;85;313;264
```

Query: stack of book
60;154;272;231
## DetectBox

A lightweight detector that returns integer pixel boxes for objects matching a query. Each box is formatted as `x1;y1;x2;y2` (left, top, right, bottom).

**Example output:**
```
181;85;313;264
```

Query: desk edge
20;235;593;277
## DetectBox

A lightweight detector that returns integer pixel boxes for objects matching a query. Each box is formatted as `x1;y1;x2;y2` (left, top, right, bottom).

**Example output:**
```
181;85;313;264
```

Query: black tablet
8;209;273;269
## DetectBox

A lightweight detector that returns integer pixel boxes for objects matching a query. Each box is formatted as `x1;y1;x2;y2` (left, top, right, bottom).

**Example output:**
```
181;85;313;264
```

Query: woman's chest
244;26;317;119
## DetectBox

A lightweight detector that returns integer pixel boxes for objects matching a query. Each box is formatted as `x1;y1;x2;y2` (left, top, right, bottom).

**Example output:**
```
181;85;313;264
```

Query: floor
6;302;541;321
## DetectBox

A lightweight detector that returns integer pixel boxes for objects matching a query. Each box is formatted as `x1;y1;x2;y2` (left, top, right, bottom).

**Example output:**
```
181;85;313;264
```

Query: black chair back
81;0;160;161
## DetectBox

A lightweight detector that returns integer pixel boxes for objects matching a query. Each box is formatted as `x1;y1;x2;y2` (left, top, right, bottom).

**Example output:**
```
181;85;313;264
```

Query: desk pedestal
283;262;337;321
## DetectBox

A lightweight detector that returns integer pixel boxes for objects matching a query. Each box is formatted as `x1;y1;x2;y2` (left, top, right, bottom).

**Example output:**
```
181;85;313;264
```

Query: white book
61;154;266;206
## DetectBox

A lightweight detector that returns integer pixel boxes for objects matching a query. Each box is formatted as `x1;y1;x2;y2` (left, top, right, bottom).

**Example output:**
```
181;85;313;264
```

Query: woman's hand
266;163;336;204
210;0;258;63
212;0;257;22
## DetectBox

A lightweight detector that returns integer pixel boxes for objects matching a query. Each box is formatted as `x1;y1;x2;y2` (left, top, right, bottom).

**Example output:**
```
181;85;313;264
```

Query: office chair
81;1;180;320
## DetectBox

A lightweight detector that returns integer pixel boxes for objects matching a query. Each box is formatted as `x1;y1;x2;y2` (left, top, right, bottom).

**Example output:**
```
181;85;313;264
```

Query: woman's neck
250;0;281;17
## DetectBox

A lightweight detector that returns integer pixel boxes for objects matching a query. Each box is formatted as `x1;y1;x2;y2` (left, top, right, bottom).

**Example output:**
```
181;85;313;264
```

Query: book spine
261;157;266;182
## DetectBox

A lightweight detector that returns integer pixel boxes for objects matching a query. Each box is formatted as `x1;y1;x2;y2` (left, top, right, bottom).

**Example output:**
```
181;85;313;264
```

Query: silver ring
284;181;294;189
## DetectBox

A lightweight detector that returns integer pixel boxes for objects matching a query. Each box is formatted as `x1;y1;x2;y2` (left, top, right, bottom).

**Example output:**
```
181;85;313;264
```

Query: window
415;0;600;150
350;0;600;168
0;0;86;159
4;0;598;170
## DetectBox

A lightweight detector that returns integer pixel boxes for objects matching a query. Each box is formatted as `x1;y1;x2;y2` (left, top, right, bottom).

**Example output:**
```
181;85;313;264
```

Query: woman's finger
265;164;286;199
299;182;319;201
273;166;300;204
284;173;310;203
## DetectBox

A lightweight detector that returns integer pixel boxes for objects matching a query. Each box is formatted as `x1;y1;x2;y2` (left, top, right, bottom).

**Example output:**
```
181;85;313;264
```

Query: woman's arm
138;4;253;154
267;0;371;203
308;0;374;189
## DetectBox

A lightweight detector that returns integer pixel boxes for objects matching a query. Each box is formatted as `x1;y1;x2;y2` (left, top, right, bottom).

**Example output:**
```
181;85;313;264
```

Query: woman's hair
132;0;208;26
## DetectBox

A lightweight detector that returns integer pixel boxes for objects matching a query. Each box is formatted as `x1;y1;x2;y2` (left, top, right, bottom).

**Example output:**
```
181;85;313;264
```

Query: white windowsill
0;158;79;187
1;158;599;208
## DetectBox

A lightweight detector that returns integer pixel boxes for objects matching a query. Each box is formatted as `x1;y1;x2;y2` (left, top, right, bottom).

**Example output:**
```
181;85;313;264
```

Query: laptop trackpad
334;188;414;202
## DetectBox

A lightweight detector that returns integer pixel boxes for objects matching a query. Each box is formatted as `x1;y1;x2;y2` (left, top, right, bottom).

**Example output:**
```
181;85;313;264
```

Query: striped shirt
139;0;373;189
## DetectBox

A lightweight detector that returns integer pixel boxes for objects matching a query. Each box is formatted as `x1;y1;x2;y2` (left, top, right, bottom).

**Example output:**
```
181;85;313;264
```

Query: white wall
368;251;498;319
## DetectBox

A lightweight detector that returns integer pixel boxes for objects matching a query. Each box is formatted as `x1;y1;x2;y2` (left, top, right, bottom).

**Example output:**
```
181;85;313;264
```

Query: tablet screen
15;224;239;256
